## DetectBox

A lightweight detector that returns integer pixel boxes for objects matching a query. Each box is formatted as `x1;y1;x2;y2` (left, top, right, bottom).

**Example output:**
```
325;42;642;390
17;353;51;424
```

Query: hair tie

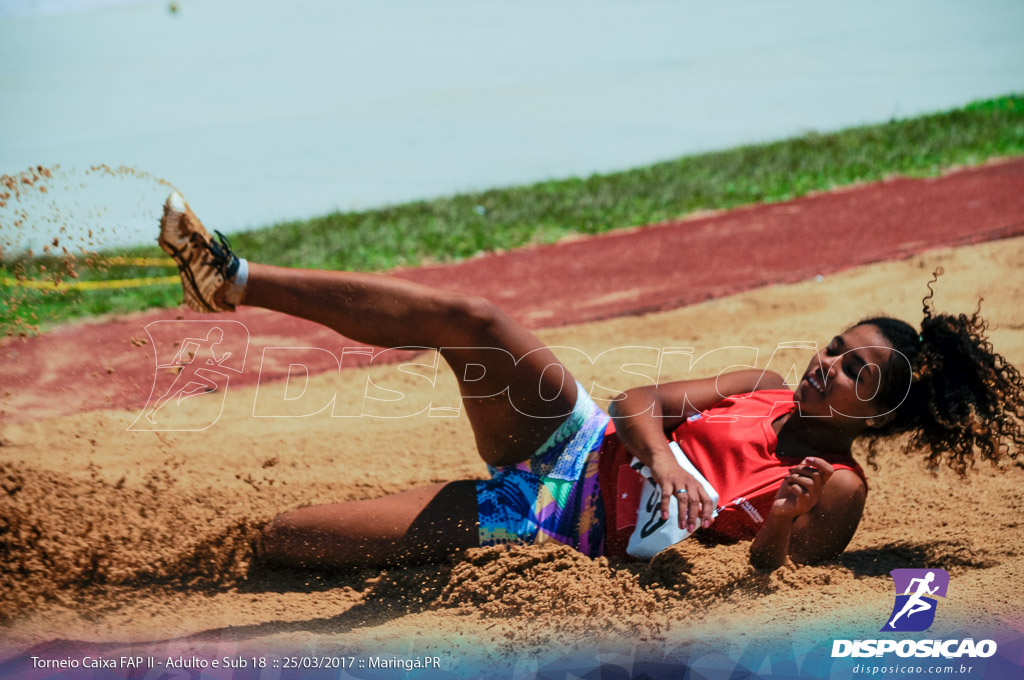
918;334;924;343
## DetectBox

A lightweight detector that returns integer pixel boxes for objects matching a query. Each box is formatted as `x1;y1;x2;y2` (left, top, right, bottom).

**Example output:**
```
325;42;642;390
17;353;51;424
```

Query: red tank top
598;389;868;558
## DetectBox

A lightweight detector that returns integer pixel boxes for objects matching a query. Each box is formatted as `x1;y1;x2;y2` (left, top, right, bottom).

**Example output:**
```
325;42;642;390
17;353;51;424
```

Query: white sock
233;258;248;287
226;258;248;305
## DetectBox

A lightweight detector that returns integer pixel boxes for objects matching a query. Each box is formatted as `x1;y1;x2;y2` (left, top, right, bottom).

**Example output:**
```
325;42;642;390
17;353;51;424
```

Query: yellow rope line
1;275;180;291
98;256;175;266
1;256;177;290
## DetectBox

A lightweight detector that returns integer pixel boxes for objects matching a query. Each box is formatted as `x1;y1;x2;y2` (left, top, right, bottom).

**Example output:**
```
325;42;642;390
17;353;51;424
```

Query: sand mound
0;459;264;623
438;544;659;632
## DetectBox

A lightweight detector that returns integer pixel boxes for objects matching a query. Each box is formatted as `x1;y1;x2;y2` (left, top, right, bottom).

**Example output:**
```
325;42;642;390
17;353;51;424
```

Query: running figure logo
130;320;249;431
881;568;949;632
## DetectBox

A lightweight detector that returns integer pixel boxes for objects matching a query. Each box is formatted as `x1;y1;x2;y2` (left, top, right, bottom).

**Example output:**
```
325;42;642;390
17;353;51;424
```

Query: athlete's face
793;324;897;428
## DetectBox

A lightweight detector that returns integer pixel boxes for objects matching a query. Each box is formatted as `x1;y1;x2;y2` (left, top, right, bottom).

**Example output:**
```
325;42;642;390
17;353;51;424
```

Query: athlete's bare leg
244;264;582;570
244;263;579;466
260;481;479;569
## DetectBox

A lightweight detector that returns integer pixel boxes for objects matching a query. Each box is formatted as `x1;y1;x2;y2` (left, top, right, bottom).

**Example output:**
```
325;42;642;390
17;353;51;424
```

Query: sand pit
1;237;1023;676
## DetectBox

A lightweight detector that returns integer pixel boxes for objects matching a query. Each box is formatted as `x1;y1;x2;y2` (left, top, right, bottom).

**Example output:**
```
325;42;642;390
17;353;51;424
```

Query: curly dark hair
856;269;1024;475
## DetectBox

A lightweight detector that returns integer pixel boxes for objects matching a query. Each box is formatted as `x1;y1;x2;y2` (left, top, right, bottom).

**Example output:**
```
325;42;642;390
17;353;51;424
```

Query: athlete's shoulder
715;370;788;398
752;371;787;391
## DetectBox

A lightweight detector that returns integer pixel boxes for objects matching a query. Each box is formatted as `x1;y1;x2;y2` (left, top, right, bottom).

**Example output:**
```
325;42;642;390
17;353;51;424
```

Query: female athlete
156;192;1024;571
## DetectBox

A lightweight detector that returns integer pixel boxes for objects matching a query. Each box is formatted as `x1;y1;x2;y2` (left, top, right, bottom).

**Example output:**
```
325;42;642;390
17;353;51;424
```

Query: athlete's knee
437;294;504;342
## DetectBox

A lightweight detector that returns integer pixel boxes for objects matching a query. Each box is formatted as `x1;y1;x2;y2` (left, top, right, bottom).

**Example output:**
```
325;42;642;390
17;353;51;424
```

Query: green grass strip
3;93;1023;334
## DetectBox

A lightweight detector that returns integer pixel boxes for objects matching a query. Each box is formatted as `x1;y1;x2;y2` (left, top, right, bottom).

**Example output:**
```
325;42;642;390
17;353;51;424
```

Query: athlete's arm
609;370;786;532
749;460;866;569
609;369;786;431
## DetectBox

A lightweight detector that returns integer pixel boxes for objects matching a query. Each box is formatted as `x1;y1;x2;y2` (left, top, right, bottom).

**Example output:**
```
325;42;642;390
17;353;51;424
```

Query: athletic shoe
158;191;244;313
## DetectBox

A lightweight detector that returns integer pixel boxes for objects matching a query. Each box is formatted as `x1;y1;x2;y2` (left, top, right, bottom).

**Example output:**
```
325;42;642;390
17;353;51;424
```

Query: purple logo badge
881;568;949;632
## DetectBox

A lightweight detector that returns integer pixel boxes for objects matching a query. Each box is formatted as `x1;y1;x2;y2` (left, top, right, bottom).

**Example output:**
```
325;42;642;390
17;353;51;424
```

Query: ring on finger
674;489;688;496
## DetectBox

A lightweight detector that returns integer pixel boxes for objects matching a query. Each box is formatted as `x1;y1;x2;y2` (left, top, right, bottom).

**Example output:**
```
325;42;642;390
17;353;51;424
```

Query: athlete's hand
650;456;715;533
771;457;834;519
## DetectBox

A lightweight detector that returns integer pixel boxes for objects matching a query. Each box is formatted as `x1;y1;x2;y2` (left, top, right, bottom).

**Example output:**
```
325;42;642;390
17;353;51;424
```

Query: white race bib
626;441;720;559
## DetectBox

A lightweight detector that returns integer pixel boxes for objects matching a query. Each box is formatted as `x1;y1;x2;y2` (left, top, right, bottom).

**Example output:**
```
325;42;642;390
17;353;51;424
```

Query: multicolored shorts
475;382;610;558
